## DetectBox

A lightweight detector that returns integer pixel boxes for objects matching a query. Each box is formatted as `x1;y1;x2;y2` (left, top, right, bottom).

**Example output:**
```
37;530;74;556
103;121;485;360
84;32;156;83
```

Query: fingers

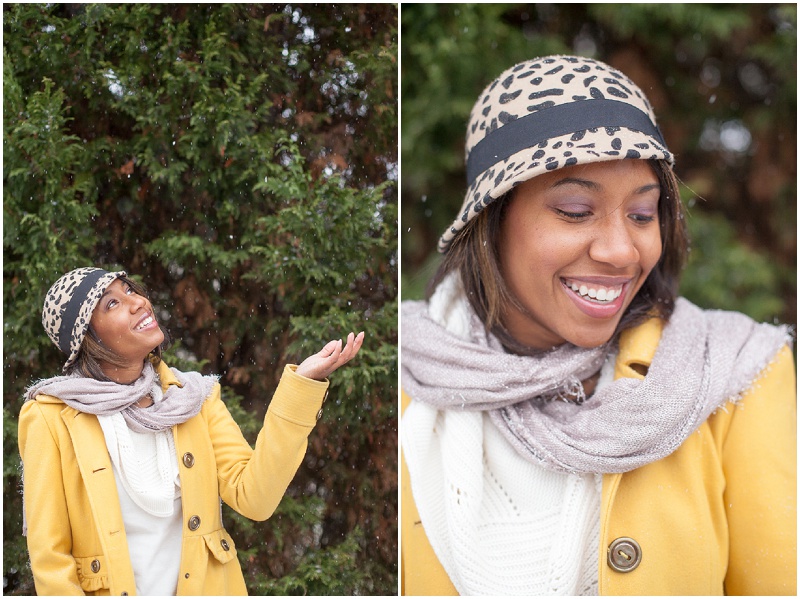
320;339;339;357
337;331;364;364
303;332;365;380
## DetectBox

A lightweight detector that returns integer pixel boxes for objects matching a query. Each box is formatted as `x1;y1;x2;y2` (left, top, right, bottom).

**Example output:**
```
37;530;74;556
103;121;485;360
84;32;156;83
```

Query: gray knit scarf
25;362;217;433
402;294;791;474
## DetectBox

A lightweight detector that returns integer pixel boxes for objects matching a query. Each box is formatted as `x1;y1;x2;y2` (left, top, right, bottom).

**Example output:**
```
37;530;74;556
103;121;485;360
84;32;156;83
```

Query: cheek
88;314;105;339
501;222;574;288
89;313;122;346
639;229;663;274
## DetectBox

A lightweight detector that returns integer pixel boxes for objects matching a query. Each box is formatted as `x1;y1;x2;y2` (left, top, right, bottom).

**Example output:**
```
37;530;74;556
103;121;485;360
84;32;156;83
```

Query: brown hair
66;276;171;380
428;159;689;354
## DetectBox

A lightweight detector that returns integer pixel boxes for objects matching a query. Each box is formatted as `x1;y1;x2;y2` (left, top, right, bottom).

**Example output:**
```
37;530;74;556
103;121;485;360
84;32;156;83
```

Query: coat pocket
202;528;238;565
75;555;110;593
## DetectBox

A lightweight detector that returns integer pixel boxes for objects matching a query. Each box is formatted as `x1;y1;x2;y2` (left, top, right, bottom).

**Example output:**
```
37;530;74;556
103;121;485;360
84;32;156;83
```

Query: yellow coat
19;361;329;596
401;317;797;595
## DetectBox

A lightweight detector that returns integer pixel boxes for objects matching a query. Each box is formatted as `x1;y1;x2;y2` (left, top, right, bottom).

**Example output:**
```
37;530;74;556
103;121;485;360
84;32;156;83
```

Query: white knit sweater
402;275;606;595
98;410;182;595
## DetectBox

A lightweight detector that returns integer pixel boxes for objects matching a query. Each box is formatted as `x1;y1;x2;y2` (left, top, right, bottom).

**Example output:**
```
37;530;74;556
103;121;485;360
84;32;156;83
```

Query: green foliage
250;526;379;596
4;4;396;595
3;62;99;368
590;4;751;41
681;200;787;322
401;4;796;330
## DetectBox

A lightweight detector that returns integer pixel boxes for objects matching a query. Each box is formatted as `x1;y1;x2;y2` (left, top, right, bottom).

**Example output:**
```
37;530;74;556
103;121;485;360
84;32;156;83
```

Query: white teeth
137;316;153;330
566;280;622;303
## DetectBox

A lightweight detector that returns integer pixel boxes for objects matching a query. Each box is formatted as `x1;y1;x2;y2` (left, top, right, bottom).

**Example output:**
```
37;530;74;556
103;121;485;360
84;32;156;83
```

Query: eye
629;209;657;224
554;207;592;220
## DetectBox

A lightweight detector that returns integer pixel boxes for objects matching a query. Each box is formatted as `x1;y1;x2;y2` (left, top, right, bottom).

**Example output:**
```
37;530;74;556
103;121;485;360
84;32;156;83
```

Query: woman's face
89;278;164;366
497;160;663;349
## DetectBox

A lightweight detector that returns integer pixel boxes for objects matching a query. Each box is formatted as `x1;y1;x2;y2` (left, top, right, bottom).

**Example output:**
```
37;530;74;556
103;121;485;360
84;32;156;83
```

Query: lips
134;311;156;331
561;277;632;319
562;277;624;303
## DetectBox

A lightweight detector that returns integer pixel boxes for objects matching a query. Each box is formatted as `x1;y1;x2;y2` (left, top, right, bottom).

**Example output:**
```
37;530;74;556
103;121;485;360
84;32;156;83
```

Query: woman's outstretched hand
295;331;365;381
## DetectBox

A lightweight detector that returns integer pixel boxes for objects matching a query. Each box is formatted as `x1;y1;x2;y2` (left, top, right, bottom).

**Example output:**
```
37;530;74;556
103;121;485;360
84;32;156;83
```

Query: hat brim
439;126;672;252
61;270;127;371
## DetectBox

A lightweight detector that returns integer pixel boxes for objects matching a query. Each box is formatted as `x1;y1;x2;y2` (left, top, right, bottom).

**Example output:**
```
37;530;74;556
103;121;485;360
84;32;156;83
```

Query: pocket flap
203;528;238;564
74;555;110;592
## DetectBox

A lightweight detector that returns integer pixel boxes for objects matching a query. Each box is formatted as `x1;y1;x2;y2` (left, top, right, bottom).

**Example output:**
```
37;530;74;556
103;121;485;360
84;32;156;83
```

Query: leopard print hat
42;267;126;371
439;54;674;252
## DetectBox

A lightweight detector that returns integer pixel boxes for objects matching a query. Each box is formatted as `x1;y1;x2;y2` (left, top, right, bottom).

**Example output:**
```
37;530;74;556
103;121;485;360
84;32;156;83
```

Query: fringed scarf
25;362;216;433
402;275;791;474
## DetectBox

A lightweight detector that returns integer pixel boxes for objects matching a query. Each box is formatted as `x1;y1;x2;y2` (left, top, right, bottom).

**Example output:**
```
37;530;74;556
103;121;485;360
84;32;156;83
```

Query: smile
135;313;155;331
562;278;623;303
561;277;630;319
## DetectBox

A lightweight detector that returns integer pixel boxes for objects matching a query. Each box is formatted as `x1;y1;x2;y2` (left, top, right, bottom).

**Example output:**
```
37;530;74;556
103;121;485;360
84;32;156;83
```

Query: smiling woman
20;267;364;595
497;161;663;350
400;55;795;596
86;278;167;385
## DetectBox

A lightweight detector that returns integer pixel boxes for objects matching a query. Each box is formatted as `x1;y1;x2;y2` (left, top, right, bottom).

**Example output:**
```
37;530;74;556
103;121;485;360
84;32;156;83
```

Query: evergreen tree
4;4;397;594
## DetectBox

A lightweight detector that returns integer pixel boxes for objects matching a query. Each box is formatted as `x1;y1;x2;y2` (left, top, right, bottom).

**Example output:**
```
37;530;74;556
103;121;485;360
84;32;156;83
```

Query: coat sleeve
206;364;329;521
722;344;796;595
18;400;85;595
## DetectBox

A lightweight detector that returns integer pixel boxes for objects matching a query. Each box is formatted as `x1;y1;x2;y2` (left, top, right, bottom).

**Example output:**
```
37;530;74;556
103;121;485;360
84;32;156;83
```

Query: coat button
608;537;642;573
91;559;100;573
188;515;201;531
182;452;195;468
316;408;323;420
221;539;230;551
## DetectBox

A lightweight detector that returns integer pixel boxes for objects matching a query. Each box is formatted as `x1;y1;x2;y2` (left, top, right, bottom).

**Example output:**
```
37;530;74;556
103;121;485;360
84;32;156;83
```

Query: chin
565;327;617;349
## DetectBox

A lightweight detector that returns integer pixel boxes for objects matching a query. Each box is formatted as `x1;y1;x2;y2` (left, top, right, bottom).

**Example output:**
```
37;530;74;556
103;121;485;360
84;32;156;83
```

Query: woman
20;266;364;595
401;55;795;595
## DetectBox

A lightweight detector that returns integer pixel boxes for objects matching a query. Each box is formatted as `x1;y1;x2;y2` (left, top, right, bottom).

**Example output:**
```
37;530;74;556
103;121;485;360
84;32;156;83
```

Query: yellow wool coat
401;317;797;596
19;361;329;596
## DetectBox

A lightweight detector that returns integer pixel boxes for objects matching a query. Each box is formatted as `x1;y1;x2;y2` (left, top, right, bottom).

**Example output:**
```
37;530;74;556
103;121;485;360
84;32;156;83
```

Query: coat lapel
61;406;137;595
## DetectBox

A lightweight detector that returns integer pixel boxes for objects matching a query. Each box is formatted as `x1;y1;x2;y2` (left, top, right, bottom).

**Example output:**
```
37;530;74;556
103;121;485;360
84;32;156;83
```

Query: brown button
188;515;201;531
185;573;190;579
122;593;128;596
608;537;642;573
182;452;195;468
91;559;100;573
221;539;230;551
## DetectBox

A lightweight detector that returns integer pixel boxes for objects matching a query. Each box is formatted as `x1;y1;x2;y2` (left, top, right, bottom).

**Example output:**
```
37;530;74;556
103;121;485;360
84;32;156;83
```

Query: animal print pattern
42;267;125;370
439;55;673;252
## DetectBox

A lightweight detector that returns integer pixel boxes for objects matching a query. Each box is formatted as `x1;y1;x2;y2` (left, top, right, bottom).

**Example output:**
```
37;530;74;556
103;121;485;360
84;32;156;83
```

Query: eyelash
555;208;591;220
554;208;656;224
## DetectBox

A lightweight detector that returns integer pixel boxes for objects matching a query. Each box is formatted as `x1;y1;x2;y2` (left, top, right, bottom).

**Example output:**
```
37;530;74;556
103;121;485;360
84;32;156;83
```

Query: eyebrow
550;177;660;195
99;281;126;300
550;177;600;191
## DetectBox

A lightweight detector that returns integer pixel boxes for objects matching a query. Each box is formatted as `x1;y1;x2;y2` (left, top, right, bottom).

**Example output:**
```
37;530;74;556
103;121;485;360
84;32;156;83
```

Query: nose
128;293;148;312
588;214;640;268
